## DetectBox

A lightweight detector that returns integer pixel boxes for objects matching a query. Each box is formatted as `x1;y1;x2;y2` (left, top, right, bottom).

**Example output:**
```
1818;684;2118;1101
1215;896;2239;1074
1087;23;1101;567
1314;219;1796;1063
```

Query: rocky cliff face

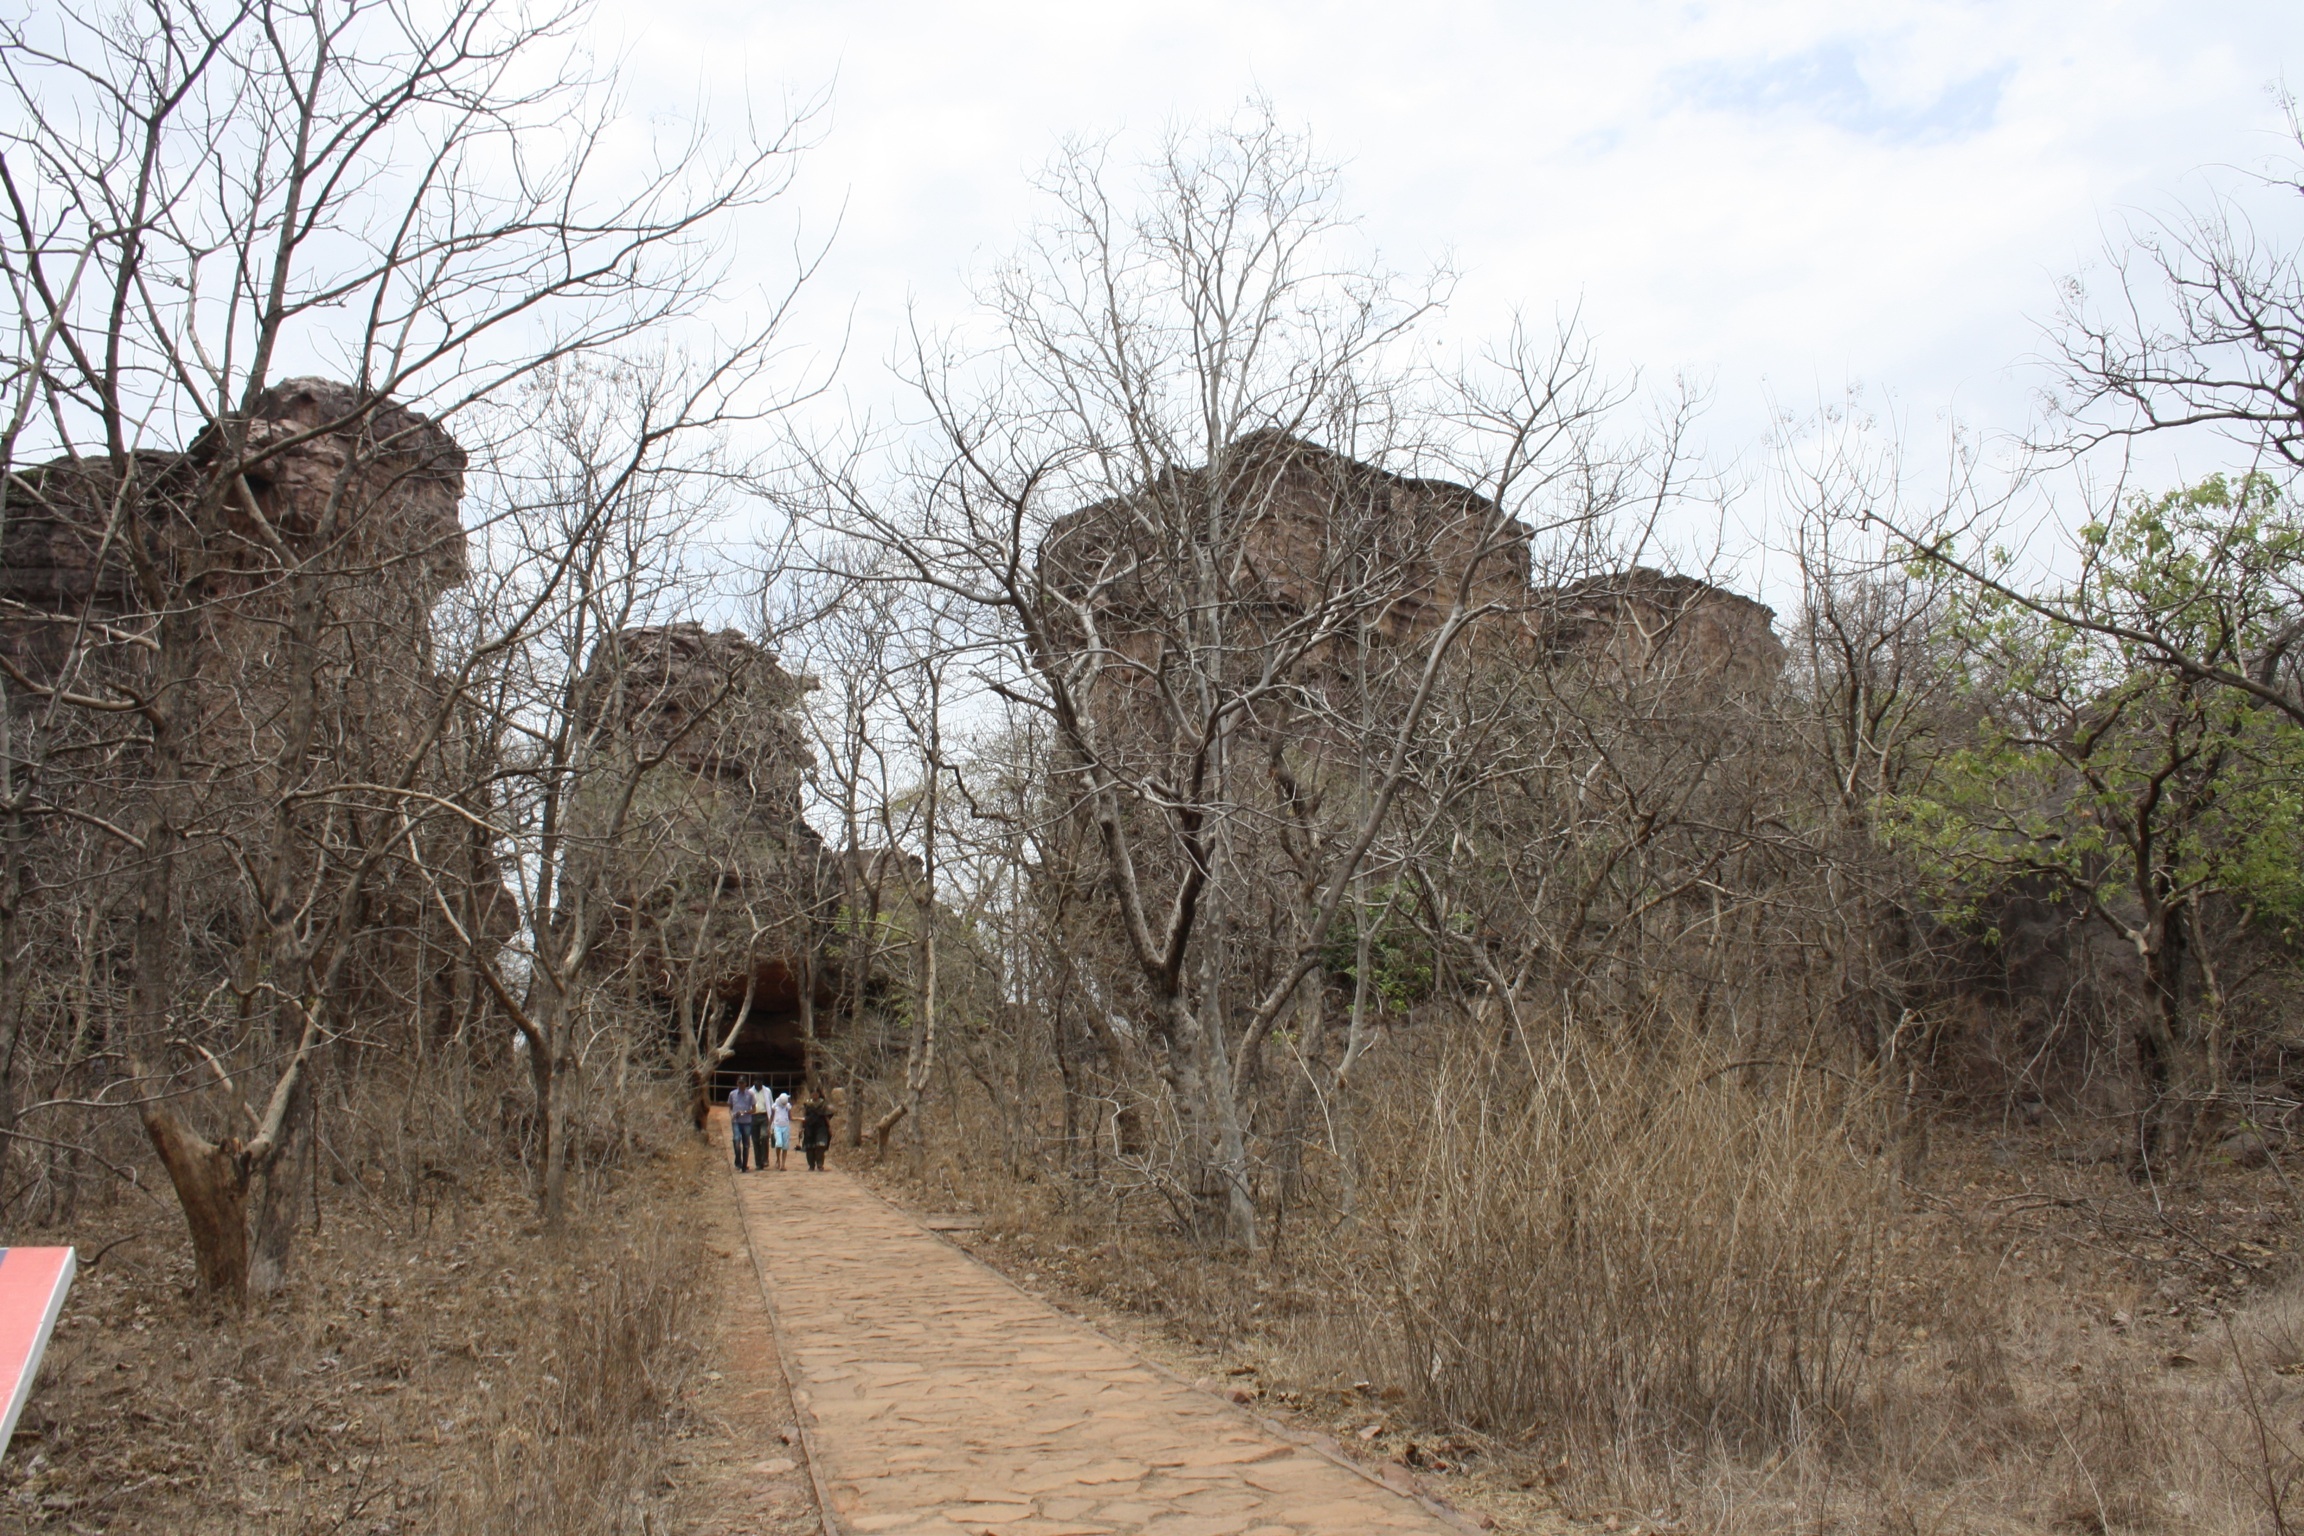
1039;432;1784;692
1;381;505;1044
7;389;835;1071
578;623;830;1083
220;377;468;591
1042;430;1533;653
2;378;465;628
1532;567;1786;694
582;623;814;806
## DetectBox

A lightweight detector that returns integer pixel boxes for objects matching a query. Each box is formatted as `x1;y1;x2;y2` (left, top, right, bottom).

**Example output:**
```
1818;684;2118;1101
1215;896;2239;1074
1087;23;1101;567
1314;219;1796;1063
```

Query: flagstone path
729;1163;1470;1536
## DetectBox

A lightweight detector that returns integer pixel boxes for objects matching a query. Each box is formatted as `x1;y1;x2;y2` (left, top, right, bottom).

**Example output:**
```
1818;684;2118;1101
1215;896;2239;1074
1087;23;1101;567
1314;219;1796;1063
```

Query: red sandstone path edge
729;1167;1471;1536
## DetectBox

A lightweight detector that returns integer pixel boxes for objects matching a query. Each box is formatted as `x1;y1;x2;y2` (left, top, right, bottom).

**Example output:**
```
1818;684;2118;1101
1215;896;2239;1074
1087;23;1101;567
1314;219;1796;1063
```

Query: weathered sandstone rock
1039;432;1784;690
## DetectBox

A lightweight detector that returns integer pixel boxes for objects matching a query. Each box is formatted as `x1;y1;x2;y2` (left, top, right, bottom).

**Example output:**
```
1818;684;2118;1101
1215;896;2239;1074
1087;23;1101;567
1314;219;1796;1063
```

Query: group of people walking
728;1079;833;1172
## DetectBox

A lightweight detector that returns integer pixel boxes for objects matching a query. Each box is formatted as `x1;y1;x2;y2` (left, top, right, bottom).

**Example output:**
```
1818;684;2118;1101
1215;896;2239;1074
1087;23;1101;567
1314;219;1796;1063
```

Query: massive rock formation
3;383;492;1039
578;623;830;1087
582;622;814;803
1042;429;1534;650
7;388;835;1082
1038;431;1784;692
216;377;467;590
1533;567;1787;694
2;378;466;673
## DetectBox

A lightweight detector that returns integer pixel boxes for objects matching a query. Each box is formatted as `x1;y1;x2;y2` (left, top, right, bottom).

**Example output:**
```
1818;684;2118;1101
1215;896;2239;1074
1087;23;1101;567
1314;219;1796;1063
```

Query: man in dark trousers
750;1082;772;1171
800;1097;833;1171
728;1079;755;1171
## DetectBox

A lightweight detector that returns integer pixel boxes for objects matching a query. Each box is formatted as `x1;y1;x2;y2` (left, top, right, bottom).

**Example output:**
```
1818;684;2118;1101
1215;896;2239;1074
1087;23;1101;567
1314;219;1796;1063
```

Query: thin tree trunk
1206;1014;1255;1248
676;986;705;1128
840;867;876;1151
2135;913;2188;1177
1334;887;1380;1221
536;1035;569;1231
247;1071;310;1298
799;955;818;1098
874;669;944;1161
1273;977;1330;1245
132;600;250;1297
873;914;938;1158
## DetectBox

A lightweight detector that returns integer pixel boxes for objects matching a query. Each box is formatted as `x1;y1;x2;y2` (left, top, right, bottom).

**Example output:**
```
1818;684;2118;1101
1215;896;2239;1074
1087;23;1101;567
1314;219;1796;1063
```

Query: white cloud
601;0;2304;553
1670;40;2012;144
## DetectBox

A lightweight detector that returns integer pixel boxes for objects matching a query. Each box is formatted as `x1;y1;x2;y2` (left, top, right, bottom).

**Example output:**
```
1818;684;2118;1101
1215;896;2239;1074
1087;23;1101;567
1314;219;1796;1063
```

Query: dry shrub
2159;1284;2304;1534
2;1062;717;1536
436;1188;707;1535
1644;1202;2304;1535
897;1010;2304;1533
1324;1028;1901;1460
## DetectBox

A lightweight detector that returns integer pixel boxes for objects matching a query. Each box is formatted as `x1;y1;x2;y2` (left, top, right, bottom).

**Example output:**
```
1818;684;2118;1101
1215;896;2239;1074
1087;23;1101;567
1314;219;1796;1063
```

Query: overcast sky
601;0;2304;579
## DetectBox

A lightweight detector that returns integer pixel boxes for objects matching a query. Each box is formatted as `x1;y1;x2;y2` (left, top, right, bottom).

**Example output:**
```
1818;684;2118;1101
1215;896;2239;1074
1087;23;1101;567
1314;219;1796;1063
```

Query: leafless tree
414;356;796;1231
804;111;1647;1248
786;558;912;1148
0;0;807;1293
2045;106;2304;475
1775;415;1966;1063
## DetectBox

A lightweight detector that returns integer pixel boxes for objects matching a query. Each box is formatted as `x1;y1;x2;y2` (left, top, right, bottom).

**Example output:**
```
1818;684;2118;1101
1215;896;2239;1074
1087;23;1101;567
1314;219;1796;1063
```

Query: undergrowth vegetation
9;7;2304;1536
3;1076;717;1536
885;1040;2304;1535
1348;1032;1899;1455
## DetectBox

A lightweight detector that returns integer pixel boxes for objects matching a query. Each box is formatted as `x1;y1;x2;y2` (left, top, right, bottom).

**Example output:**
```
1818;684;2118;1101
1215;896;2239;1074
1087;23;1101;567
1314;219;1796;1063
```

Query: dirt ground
10;1111;2298;1534
0;1129;789;1536
669;1159;821;1536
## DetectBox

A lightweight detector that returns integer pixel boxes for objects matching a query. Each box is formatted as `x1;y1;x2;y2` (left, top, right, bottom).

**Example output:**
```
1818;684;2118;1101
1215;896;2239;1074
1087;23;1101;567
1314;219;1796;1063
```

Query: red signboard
0;1248;75;1453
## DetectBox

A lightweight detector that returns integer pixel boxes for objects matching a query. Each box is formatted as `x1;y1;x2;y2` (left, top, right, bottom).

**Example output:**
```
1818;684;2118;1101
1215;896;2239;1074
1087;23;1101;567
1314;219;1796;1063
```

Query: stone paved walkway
678;1165;820;1535
731;1167;1464;1536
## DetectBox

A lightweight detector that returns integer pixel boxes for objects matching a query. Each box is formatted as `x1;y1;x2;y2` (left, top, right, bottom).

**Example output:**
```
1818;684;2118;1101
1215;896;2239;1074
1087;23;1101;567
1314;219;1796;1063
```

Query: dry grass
1;1075;721;1536
883;1020;2304;1535
1332;1035;1900;1456
431;1214;708;1536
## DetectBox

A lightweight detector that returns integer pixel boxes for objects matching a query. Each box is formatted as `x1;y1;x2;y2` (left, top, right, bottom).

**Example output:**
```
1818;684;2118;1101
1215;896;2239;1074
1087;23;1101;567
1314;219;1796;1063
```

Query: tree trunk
878;709;944;1164
143;1107;250;1306
2134;915;2189;1178
1272;978;1330;1245
1334;902;1380;1221
2196;927;2233;1153
531;1037;569;1231
1051;990;1080;1185
1206;1020;1255;1250
676;986;709;1129
1162;993;1219;1237
247;1071;309;1299
0;784;26;1210
799;956;818;1098
842;908;871;1150
873;954;936;1161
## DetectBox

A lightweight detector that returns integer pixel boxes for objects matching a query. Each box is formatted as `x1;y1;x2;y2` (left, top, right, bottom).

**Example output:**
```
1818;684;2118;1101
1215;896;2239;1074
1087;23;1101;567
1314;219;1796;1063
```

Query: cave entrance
690;954;820;1100
707;998;807;1098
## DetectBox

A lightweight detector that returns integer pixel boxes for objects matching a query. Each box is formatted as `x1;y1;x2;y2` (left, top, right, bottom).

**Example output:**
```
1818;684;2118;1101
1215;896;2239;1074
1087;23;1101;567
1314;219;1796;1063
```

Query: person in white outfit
769;1091;794;1171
